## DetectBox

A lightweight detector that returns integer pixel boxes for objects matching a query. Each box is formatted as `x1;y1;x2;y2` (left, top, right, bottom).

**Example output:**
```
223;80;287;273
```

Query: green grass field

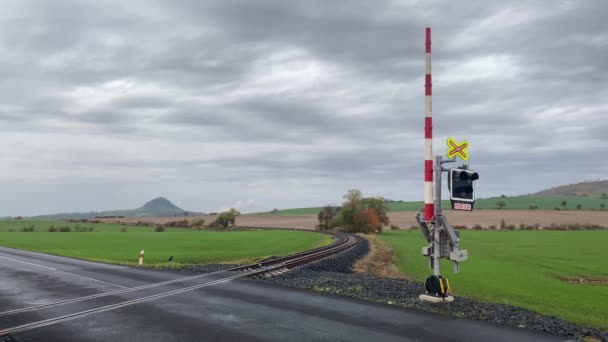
269;195;608;214
0;220;163;232
379;230;608;331
0;225;333;266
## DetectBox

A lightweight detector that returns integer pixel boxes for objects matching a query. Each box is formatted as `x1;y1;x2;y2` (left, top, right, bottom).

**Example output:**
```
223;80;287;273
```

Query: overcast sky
0;0;606;215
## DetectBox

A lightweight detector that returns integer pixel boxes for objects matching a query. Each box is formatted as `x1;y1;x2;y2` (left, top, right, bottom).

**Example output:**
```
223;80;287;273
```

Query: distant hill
533;180;608;197
264;180;608;215
27;197;204;220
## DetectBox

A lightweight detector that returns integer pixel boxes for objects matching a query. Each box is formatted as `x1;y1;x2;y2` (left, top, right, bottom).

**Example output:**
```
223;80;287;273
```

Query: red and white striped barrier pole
138;250;144;266
424;27;434;222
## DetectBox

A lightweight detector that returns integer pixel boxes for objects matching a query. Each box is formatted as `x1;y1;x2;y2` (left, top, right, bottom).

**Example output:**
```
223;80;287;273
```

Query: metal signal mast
417;28;478;303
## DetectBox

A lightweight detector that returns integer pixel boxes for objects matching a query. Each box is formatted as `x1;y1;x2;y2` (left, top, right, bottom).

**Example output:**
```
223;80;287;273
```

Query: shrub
8;228;14;232
453;225;468;230
528;205;538;210
409;225;419;230
487;225;497;230
155;225;165;232
73;225;95;232
352;208;382;233
48;226;57;232
165;220;189;228
317;206;339;230
582;224;602;230
20;225;35;232
553;207;560;210
503;224;515;230
59;226;71;232
191;218;205;227
500;219;506;230
209;209;239;229
120;226;128;232
390;224;400;230
472;224;483;230
328;215;344;229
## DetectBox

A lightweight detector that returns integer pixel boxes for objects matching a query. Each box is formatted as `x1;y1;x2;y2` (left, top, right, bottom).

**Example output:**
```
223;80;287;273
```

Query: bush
390;224;400;230
48;226;57;232
20;225;35;232
191;218;205;227
328;215;344;229
472;224;483;230
453;225;468;230
528;205;538;210
120;226;128;232
352;208;382;233
74;224;94;232
59;226;71;232
487;225;497;230
155;225;165;232
553;207;560;210
317;206;339;230
135;221;154;227
582;224;600;230
500;219;506;230
209;209;239;229
165;220;189;228
409;225;419;230
517;224;538;231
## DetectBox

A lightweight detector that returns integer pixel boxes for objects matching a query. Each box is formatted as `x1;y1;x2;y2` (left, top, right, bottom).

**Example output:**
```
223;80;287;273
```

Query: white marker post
138;250;144;266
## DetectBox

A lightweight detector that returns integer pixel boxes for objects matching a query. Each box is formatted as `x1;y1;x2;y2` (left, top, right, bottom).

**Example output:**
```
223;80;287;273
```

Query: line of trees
317;189;389;234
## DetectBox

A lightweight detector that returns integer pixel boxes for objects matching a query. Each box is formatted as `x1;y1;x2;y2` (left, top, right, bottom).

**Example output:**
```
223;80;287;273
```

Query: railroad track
0;232;358;337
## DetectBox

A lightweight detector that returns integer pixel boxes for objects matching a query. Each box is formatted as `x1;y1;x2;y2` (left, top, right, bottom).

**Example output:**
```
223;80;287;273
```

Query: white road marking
0;254;126;288
56;270;128;289
0;274;243;336
0;255;57;271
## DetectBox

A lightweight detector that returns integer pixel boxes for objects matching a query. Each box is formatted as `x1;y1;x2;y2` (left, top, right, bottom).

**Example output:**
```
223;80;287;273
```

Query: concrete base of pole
419;294;454;303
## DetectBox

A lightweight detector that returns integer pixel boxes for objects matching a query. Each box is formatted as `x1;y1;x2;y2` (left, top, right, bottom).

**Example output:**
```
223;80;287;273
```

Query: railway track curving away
0;232;358;337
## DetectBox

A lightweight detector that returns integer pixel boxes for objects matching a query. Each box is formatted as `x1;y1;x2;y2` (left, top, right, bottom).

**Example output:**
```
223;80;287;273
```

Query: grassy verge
379;230;608;331
0;230;333;267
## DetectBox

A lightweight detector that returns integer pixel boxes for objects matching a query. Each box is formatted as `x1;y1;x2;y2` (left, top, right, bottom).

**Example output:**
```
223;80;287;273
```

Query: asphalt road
0;247;570;342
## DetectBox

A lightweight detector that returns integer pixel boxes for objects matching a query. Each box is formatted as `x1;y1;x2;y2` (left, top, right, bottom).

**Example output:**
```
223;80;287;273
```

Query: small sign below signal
453;202;472;211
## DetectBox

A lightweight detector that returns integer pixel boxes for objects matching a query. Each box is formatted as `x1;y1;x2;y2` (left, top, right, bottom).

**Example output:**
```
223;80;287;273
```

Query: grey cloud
0;0;605;215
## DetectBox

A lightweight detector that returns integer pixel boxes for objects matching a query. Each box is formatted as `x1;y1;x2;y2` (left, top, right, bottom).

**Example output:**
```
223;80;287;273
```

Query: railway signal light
448;168;479;211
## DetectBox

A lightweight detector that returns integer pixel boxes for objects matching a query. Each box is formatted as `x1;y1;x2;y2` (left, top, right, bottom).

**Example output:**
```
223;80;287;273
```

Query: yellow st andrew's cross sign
446;137;469;160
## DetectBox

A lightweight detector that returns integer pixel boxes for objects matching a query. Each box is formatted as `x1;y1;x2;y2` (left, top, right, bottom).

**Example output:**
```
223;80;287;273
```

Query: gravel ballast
260;235;607;342
174;264;238;273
